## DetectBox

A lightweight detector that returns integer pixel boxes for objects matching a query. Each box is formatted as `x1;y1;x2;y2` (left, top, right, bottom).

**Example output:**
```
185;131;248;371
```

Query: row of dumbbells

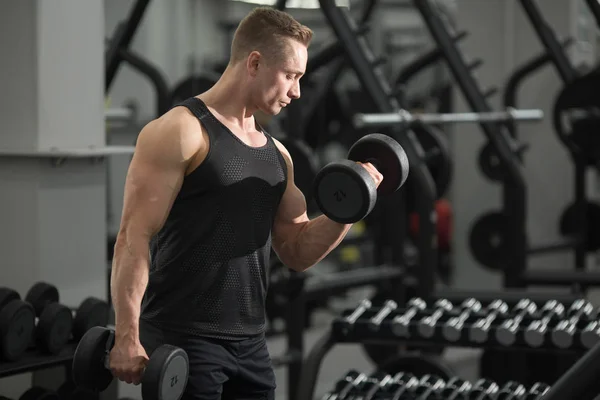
0;384;137;400
322;370;549;400
0;282;109;362
338;297;600;349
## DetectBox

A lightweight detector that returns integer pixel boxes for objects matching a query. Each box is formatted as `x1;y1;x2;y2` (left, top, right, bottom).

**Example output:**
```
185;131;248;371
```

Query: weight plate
169;73;219;106
468;211;507;271
0;288;20;309
478;142;504;181
72;326;114;392
559;201;600;251
37;302;73;354
142;345;189;400
25;282;59;317
73;297;110;341
412;123;452;198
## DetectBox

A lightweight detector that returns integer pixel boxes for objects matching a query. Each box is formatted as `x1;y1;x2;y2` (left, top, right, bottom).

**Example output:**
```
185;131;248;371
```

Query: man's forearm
289;215;352;270
110;233;150;343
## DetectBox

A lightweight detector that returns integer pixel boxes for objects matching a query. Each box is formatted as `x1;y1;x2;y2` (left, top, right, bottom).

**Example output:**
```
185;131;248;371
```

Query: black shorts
140;320;276;400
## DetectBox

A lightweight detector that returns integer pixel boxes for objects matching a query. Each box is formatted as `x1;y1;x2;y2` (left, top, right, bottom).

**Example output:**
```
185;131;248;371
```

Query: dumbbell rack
0;342;78;380
296;295;600;400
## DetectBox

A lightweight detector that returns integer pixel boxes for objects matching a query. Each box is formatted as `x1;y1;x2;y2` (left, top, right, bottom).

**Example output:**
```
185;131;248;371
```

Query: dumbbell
467;379;499;400
24;282;74;354
387;373;420;399
313;133;409;224
523;299;565;348
72;326;189;400
412;375;446;399
57;380;99;400
391;297;427;337
340;299;372;335
469;299;509;344
579;318;600;349
552;299;596;349
439;376;472;400
496;298;538;346
495;381;527;400
18;387;59;400
322;370;362;400
523;382;550;399
442;298;482;342
368;300;397;331
355;372;394;400
0;287;35;361
418;298;453;338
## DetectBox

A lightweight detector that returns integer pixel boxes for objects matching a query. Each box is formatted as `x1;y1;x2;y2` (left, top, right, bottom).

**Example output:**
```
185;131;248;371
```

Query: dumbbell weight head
439;376;472;399
524;382;550;399
442;298;482;342
0;287;36;361
391;297;426;337
72;297;110;341
24;282;59;317
523;300;565;348
496;299;537;347
313;133;409;224
468;378;499;399
580;320;600;349
469;300;509;344
412;375;446;399
552;299;596;349
495;381;526;400
418;298;453;338
72;326;189;400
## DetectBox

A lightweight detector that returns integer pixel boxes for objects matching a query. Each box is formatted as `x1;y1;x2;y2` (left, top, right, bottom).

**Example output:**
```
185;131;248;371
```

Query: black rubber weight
0;299;36;361
19;387;59;400
142;344;190;400
25;282;59;317
37;302;73;354
72;326;114;392
73;297;110;341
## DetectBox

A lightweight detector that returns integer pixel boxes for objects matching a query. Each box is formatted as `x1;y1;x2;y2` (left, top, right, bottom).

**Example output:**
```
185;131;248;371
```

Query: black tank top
140;97;288;339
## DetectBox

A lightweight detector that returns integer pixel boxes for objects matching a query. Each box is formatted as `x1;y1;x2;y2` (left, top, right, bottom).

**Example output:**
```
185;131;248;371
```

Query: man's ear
247;51;261;77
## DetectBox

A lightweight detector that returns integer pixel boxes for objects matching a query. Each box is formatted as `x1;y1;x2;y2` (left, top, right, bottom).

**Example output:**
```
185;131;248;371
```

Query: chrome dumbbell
418;299;454;339
469;299;509;344
496;298;537;346
523;299;565;348
443;298;483;342
390;297;427;337
368;300;397;331
552;299;596;349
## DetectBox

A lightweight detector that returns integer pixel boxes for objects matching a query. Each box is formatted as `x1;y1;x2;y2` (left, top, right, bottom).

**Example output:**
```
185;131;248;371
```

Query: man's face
252;39;307;115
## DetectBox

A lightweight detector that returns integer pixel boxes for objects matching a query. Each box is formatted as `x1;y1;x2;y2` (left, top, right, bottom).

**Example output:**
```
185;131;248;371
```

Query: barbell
353;107;544;129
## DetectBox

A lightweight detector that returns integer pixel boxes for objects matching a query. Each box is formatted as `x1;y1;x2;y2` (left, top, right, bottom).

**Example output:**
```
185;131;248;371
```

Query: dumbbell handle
391;304;423;337
344;299;372;325
369;300;397;329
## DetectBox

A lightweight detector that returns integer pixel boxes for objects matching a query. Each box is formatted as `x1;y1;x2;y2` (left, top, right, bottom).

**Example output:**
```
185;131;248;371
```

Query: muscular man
109;6;382;400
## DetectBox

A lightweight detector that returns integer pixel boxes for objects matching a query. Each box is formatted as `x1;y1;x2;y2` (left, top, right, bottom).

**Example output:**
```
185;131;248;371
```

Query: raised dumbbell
368;300;397;331
469;299;509;344
72;326;189;400
391;297;427;337
439;376;472;400
24;282;74;354
442;298;482;342
340;299;372;335
496;298;537;346
495;381;527;400
418;298;453;338
313;133;409;224
468;379;499;400
523;299;565;348
412;375;446;399
523;382;550;399
0;287;35;361
579;318;600;349
552;299;596;349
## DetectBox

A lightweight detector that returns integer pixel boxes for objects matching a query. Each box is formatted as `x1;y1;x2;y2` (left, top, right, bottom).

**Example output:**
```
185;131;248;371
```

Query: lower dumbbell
469;379;499;400
439;376;472;400
418;299;453;338
0;287;35;361
496;298;537;346
442;298;482;342
313;133;409;224
495;381;527;400
388;373;420;398
523;299;565;348
469;299;509;343
552;299;596;349
72;326;189;400
580;318;600;349
323;370;361;400
391;297;427;337
412;375;446;399
358;372;394;400
341;299;372;335
523;382;550;399
369;300;397;330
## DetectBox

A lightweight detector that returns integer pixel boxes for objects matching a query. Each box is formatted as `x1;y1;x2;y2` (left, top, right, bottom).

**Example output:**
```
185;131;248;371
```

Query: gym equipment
496;298;538;346
551;299;596;349
313;133;409;224
412;375;445;398
71;297;110;341
0;288;35;361
579;318;600;349
57;380;99;400
377;355;455;382
496;381;527;399
468;211;509;271
417;298;453;338
368;300;397;331
340;299;372;335
442;298;482;342
72;326;189;400
559;201;600;252
409;123;452;199
439;376;472;399
19;387;59;400
353;107;543;128
390;297;427;337
469;299;509;343
523;300;565;348
25;282;73;354
469;379;499;399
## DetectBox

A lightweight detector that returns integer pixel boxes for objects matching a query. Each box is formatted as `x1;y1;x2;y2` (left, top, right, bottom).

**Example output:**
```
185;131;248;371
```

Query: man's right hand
109;338;149;385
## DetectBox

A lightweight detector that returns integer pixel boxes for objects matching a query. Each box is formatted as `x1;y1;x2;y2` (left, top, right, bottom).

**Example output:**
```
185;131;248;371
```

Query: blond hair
230;7;313;65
